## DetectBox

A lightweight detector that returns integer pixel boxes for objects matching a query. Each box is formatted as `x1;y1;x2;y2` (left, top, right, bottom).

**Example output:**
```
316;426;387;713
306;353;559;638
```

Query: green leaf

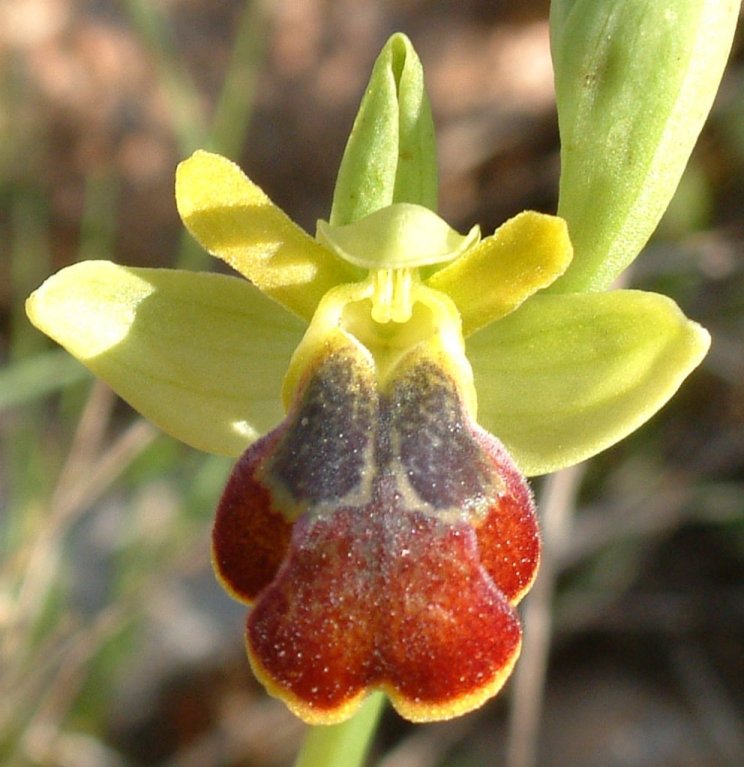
550;0;739;292
26;261;305;455
0;350;89;412
330;33;438;226
467;290;710;476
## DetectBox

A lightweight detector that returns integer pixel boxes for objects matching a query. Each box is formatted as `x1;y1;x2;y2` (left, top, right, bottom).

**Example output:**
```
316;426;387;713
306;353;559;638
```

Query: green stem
293;693;386;767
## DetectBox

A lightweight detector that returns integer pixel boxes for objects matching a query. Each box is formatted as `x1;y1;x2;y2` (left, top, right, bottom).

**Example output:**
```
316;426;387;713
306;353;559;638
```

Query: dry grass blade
505;464;586;767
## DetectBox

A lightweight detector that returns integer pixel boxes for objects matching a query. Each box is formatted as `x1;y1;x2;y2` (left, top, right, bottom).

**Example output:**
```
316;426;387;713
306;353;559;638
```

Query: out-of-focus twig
0;381;158;762
505;463;586;767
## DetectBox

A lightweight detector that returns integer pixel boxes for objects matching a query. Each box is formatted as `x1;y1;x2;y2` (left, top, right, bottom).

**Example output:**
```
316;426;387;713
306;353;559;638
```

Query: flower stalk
294;693;385;767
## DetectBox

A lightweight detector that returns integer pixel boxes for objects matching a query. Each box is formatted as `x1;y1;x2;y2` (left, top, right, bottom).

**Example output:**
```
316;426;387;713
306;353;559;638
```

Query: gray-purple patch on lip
267;348;498;517
268;352;377;504
388;362;497;510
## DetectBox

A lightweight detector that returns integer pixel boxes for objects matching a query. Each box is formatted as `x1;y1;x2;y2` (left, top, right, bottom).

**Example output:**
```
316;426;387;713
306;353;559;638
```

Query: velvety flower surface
25;147;709;723
25;31;714;727
212;281;540;722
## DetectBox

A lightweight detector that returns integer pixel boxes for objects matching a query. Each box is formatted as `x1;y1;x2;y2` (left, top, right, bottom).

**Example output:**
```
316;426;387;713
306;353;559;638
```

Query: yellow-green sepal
329;33;438;226
550;0;739;292
467;290;710;476
176;150;359;322
25;261;305;455
426;212;572;337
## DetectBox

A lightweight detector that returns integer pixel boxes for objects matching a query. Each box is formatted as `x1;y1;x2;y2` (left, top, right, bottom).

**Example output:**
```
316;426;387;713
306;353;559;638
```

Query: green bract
25;27;719;478
550;0;739;292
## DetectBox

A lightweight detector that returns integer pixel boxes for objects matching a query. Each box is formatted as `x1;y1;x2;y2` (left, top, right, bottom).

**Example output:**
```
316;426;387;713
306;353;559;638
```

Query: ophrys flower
26;31;714;724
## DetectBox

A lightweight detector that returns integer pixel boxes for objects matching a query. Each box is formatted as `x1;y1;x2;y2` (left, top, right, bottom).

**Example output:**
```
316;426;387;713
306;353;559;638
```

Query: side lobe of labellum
212;345;540;723
470;428;541;604
212;425;294;603
212;351;376;602
387;360;539;604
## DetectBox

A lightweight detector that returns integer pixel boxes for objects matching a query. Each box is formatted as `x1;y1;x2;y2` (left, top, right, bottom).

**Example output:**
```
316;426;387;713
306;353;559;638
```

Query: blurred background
1;1;742;766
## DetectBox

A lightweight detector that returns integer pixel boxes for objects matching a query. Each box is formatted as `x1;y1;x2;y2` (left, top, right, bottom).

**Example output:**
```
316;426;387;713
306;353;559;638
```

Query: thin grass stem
505;464;586;767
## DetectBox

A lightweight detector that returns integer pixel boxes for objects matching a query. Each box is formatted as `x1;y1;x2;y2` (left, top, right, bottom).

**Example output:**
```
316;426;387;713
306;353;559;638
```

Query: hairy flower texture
25;29;720;726
213;281;539;722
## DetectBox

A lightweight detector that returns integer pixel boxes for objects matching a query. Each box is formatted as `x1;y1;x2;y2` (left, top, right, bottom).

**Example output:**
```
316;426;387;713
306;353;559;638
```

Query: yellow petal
426;212;572;337
176;150;359;321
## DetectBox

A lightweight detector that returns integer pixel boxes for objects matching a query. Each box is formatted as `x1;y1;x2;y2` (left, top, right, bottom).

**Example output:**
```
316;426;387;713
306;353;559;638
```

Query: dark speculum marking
215;343;539;720
267;352;376;505
387;361;497;510
266;349;499;517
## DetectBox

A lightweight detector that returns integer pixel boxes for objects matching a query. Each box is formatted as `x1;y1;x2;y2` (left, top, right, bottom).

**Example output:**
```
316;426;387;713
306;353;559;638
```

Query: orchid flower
26;3;735;728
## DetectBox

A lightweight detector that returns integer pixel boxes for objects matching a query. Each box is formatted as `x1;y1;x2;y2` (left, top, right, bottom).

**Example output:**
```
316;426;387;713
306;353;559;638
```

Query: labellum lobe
213;293;540;724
